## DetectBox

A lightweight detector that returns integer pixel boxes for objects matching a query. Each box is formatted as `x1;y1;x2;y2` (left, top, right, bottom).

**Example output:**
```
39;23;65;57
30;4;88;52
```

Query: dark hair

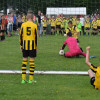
67;32;72;37
68;21;72;24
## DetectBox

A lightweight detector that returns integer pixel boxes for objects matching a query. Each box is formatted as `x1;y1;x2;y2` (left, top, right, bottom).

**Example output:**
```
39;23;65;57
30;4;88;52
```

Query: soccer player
60;18;65;35
96;17;100;33
92;18;98;35
84;17;91;36
42;17;47;35
50;16;56;35
64;17;69;32
71;16;77;27
60;32;86;58
56;15;61;35
77;18;82;35
86;46;100;90
0;15;7;41
19;11;38;84
66;21;80;43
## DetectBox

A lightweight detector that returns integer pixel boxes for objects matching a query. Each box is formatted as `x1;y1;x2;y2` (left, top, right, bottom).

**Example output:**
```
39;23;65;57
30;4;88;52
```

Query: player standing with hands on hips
19;10;38;84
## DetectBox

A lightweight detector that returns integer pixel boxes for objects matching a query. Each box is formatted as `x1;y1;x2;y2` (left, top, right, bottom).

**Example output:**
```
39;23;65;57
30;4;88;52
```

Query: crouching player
19;11;38;84
86;46;100;90
60;32;86;58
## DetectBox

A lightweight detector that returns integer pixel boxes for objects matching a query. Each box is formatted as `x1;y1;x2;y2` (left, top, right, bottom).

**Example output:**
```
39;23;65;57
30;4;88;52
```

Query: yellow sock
22;59;27;80
29;60;35;81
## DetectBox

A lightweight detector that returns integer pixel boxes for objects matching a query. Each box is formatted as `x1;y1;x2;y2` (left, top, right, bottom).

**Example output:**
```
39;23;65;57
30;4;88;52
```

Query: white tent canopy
46;7;86;15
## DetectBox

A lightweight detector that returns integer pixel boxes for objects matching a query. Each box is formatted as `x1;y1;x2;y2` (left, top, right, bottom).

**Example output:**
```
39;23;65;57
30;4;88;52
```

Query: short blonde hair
27;12;33;19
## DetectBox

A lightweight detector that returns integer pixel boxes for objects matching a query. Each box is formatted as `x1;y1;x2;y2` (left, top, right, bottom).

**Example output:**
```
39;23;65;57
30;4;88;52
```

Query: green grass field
0;34;100;100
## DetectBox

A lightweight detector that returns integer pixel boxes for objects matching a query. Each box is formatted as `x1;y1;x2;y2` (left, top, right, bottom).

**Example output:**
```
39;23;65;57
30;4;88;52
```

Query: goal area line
0;70;88;75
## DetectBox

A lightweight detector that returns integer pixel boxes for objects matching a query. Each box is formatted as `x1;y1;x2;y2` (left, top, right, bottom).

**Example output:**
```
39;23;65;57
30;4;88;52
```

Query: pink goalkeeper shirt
64;37;80;52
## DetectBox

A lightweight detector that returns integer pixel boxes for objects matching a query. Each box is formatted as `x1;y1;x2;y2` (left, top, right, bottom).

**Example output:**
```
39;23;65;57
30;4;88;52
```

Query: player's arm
86;46;91;66
35;25;38;49
19;24;23;51
61;40;67;50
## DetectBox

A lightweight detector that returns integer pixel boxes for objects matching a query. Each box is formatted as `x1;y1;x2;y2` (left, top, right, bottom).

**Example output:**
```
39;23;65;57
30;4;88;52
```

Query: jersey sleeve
75;27;79;32
66;29;69;34
64;40;67;45
90;64;97;73
19;24;23;46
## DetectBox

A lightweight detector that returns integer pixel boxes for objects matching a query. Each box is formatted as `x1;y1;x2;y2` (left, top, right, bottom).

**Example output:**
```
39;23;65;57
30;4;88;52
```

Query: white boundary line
0;70;88;75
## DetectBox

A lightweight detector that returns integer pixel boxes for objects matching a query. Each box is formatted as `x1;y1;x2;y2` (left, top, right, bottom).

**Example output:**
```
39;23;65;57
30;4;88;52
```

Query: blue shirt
13;16;17;25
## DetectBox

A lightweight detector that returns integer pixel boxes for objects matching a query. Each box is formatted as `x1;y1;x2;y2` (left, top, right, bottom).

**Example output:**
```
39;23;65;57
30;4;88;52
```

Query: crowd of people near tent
0;10;100;41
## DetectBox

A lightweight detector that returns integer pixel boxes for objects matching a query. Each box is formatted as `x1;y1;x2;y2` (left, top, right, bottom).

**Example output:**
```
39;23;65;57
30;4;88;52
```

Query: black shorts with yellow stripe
90;77;95;87
22;49;36;57
90;64;97;87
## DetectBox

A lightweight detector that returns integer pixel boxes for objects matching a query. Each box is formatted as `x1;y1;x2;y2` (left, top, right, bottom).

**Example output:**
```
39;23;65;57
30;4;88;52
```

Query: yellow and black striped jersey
19;21;38;50
42;20;47;27
56;18;61;25
97;19;100;26
66;26;79;39
90;64;100;90
92;21;97;29
50;19;56;26
71;18;77;26
61;20;65;28
84;20;91;28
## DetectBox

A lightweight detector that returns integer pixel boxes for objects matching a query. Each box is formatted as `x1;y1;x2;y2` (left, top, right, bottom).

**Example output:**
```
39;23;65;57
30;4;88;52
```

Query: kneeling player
19;11;38;84
86;46;100;90
60;32;86;58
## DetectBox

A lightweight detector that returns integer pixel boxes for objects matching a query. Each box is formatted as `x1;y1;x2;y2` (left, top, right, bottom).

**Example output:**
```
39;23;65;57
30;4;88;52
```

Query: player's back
20;21;38;50
66;37;80;52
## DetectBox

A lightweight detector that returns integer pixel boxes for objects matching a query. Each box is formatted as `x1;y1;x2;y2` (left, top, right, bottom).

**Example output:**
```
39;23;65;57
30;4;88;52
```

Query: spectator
7;13;13;37
37;10;41;36
80;15;85;35
17;15;22;32
13;14;17;35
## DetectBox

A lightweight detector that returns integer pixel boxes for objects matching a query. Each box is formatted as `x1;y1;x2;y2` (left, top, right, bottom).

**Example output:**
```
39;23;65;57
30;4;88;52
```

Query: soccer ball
64;34;67;37
59;50;64;56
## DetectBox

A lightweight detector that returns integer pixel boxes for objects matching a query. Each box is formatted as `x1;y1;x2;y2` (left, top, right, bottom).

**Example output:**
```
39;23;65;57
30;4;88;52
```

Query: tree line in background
0;0;100;15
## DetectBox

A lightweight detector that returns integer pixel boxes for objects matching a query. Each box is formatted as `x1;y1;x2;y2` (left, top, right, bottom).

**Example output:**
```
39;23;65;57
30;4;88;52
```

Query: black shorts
56;25;60;29
13;24;17;31
18;22;22;28
22;49;37;58
97;26;100;29
1;30;5;32
77;39;79;43
61;28;65;30
90;77;95;87
43;27;47;30
92;28;98;31
85;28;90;30
51;26;55;30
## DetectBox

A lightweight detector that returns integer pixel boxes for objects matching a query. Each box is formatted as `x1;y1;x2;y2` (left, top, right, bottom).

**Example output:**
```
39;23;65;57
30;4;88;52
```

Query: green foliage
0;0;100;15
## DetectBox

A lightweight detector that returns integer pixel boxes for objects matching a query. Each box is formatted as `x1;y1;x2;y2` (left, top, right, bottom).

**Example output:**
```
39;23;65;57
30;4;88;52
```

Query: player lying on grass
19;10;38;84
60;32;86;58
86;46;100;90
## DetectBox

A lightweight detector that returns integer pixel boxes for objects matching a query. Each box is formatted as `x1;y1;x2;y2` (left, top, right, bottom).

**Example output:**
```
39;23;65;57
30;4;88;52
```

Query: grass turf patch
0;74;100;100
